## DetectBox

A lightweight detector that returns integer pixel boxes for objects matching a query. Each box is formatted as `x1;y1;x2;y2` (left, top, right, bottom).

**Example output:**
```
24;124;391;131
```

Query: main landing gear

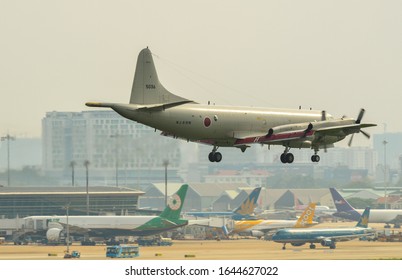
280;147;321;164
311;148;320;163
208;146;222;162
280;152;294;164
311;154;320;162
280;147;294;164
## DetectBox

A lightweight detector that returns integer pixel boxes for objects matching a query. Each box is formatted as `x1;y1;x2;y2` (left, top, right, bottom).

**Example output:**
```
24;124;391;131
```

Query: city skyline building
42;110;182;186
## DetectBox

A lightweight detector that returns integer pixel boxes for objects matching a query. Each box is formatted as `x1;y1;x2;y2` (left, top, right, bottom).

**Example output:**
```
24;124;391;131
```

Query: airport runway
1;239;402;260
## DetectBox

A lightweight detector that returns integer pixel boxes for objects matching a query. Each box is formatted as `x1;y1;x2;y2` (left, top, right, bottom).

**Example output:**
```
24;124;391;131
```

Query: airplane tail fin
356;207;370;228
159;184;188;221
329;187;355;212
294;202;316;228
232;187;262;218
130;48;191;105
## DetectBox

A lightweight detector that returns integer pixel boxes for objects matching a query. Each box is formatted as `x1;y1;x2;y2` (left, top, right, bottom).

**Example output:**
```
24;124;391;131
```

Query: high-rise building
42;110;182;186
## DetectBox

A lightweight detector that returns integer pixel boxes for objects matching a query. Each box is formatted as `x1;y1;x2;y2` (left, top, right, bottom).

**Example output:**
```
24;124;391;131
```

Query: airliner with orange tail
231;203;317;238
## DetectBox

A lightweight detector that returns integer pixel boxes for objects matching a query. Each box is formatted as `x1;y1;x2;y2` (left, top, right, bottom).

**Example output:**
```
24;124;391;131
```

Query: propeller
348;108;371;147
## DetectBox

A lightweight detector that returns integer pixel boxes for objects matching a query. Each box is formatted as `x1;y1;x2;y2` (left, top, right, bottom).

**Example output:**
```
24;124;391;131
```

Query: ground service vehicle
64;250;80;258
106;245;139;258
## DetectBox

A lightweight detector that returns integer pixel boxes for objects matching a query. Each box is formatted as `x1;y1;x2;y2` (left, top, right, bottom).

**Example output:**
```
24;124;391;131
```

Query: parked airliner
230;203;317;238
22;185;188;242
272;207;373;249
330;187;402;228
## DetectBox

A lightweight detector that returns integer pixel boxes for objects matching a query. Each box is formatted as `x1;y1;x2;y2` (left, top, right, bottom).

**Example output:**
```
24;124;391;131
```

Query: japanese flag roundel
168;194;181;210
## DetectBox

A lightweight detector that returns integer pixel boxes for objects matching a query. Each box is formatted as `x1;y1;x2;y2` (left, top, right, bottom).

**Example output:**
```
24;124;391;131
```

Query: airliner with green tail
23;185;189;242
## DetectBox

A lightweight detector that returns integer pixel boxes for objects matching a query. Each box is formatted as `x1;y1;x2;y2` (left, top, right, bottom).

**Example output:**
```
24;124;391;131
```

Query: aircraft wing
314;233;372;243
50;222;90;234
234;130;314;146
314;123;376;137
234;122;376;147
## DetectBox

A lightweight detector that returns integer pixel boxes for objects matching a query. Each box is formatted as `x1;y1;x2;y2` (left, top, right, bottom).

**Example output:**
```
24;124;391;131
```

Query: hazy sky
1;0;401;145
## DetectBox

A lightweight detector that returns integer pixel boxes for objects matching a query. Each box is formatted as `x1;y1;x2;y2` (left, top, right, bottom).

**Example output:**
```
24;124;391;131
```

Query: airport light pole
163;159;169;207
69;161;76;186
1;134;15;186
84;160;90;215
65;204;70;253
383;123;388;210
110;134;120;187
383;139;388;209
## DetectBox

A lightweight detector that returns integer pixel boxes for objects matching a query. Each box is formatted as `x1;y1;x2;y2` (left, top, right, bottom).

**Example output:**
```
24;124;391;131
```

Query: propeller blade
356;108;365;124
360;129;370;139
348;134;354;147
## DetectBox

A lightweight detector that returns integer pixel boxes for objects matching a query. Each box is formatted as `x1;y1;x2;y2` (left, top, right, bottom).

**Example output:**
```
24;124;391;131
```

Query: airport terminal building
0;186;144;218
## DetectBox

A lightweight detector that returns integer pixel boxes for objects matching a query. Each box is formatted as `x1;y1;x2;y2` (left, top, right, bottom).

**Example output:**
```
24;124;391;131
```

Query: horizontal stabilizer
136;100;194;112
85;102;116;108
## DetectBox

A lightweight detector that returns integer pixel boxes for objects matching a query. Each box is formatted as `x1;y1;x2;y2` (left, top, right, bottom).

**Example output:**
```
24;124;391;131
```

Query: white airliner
330;187;402;227
22;185;189;242
86;48;376;163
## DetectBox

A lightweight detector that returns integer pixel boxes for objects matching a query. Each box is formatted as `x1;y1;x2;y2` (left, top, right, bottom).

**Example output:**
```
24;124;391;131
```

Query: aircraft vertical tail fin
130;48;190;105
294;202;316;228
232;187;262;219
159;184;188;221
329;187;355;212
330;187;362;221
356;207;370;228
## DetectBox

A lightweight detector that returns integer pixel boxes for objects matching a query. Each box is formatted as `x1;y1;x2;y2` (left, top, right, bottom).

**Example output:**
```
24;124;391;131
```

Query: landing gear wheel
309;244;316;249
280;153;287;163
311;155;320;162
286;153;294;163
214;152;222;162
280;153;294;164
208;152;222;162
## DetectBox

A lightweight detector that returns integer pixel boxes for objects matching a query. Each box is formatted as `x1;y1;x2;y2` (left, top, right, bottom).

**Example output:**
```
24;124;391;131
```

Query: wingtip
85;102;113;108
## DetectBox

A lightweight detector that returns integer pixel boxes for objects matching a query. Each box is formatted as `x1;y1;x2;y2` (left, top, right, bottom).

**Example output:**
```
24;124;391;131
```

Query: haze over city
1;0;401;141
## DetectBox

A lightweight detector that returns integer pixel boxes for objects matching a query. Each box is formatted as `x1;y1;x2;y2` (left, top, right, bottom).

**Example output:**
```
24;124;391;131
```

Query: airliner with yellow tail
231;203;317;238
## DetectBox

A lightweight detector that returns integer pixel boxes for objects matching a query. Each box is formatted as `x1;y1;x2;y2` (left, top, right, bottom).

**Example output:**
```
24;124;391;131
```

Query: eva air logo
168;194;181;210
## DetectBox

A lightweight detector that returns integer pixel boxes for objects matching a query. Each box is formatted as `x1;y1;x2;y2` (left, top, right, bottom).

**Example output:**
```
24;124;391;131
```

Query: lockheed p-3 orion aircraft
86;48;376;163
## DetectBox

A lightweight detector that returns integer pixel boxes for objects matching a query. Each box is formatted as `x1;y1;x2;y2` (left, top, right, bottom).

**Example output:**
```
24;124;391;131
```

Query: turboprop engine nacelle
46;228;63;242
267;123;313;137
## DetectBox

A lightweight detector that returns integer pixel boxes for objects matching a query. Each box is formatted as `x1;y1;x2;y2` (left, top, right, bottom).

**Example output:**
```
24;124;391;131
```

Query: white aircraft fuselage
110;103;342;146
355;209;402;224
